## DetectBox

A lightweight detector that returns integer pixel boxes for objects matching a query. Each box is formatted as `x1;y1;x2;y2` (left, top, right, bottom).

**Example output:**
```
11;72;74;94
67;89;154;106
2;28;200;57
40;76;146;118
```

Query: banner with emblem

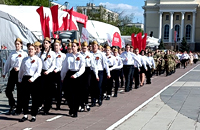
81;27;89;44
112;32;122;48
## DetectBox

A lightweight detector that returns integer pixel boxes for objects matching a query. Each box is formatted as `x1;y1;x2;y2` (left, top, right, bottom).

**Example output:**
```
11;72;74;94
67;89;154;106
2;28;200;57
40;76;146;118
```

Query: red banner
50;5;59;38
142;33;147;50
112;32;122;48
63;14;69;31
137;32;142;52
36;6;45;37
45;15;50;38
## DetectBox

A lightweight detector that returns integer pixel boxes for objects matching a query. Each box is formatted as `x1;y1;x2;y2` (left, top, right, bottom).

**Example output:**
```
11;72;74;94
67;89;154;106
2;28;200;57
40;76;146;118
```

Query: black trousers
41;70;54;113
64;70;81;114
145;65;151;83
134;68;140;88
119;68;124;87
21;76;39;116
5;69;22;111
106;70;114;96
90;71;104;103
113;69;120;94
52;71;62;108
123;65;134;91
80;67;91;107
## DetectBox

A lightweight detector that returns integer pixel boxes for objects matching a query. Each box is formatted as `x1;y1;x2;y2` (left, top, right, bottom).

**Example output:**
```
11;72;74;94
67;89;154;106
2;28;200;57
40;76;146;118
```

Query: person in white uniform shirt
134;48;142;89
140;50;151;86
3;38;28;115
79;41;96;112
120;44;141;92
18;44;42;122
61;39;85;118
90;41;110;107
194;52;198;64
113;49;123;97
39;37;56;115
52;40;66;110
146;52;155;84
104;46;117;100
33;41;42;57
181;51;189;69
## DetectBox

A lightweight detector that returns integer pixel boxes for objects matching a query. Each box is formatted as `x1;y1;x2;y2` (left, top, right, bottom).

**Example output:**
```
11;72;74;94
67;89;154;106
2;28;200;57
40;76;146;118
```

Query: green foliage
119;25;143;35
4;0;49;7
158;39;165;49
179;37;190;52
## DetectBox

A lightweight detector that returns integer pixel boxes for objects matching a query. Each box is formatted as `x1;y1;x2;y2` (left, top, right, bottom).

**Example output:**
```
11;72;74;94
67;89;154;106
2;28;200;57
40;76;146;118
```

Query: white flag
121;38;125;48
81;27;89;44
107;33;112;46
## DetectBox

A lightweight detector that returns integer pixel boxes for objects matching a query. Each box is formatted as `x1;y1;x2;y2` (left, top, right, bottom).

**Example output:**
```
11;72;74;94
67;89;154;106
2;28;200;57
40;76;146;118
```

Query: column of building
192;11;196;43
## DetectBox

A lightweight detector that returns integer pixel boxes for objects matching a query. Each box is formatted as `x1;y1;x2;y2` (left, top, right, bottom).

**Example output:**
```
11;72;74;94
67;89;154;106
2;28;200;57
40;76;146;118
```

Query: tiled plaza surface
116;64;200;130
0;63;198;130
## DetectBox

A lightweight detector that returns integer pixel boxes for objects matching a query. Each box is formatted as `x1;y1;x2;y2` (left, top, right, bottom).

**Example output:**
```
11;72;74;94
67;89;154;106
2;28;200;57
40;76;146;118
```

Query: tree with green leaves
158;39;165;50
119;25;143;35
179;37;190;52
4;0;49;7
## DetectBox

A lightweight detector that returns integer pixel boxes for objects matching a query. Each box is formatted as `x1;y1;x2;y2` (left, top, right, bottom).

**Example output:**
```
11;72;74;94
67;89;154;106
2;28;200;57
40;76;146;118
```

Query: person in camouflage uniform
164;50;172;76
153;50;162;76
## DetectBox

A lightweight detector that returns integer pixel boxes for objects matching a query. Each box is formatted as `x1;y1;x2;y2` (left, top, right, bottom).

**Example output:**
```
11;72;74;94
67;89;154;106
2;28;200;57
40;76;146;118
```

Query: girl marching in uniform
53;40;66;110
18;44;42;122
134;48;142;89
113;49;123;97
104;46;117;100
91;41;110;107
3;38;28;115
39;37;56;115
61;39;85;118
79;41;96;112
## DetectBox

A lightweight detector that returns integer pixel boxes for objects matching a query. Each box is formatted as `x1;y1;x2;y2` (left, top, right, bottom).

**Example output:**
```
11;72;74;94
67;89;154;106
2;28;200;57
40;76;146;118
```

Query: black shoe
19;117;28;122
90;102;96;107
98;100;102;106
86;105;90;111
42;112;49;115
8;106;15;115
69;110;72;116
30;118;36;122
125;89;129;92
105;96;110;100
72;113;77;118
135;86;139;89
113;94;117;97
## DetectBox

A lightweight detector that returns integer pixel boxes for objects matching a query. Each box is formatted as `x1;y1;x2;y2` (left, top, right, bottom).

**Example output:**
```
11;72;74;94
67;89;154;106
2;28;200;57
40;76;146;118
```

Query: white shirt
92;50;110;76
135;54;142;69
18;55;42;82
194;54;198;59
120;51;141;66
81;51;94;67
39;50;56;73
106;54;118;71
54;51;66;72
147;56;155;69
61;52;85;80
181;53;189;60
176;53;182;60
3;50;28;75
114;56;123;70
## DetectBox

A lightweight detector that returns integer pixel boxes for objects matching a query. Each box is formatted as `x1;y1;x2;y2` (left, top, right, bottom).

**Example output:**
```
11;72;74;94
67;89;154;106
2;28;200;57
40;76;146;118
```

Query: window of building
176;15;179;20
175;25;180;41
164;25;169;40
187;15;191;20
186;25;191;41
166;15;169;20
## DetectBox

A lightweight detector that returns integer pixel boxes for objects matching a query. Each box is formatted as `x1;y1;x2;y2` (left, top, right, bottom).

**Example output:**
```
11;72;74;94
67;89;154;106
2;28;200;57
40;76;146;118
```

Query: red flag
137;32;142;52
50;5;59;38
142;33;147;50
63;14;69;31
44;15;50;38
131;33;135;48
36;6;45;37
67;7;77;30
112;32;122;48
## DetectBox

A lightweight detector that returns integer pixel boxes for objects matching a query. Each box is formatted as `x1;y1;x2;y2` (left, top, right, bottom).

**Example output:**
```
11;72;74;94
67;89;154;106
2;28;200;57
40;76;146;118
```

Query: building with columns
143;0;200;51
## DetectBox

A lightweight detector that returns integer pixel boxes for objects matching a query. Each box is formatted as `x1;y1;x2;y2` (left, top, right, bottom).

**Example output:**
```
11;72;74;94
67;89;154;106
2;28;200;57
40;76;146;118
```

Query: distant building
126;22;144;30
77;3;119;22
143;0;200;51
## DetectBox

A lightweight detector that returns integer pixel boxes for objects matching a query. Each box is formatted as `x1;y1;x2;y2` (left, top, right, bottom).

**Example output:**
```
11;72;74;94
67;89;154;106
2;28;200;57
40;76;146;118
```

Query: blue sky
56;0;145;23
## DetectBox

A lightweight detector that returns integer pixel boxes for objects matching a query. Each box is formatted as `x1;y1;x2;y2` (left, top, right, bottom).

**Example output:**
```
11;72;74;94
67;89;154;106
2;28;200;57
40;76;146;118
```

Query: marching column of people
3;38;196;122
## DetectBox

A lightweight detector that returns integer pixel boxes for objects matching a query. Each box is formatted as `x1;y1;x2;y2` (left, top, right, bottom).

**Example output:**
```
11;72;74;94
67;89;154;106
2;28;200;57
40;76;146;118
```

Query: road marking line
23;128;32;130
46;115;62;122
106;64;199;130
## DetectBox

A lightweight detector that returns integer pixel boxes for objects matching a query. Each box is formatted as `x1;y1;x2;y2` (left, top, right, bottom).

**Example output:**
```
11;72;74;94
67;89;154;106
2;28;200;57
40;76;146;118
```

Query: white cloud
99;2;143;22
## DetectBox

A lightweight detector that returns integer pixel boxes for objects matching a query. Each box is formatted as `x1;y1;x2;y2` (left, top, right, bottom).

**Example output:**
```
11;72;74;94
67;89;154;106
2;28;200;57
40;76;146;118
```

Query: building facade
126;22;144;30
143;0;200;51
77;3;119;22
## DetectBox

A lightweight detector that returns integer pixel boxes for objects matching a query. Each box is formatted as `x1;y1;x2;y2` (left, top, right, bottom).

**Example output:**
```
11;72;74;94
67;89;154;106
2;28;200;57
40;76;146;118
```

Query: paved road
0;63;198;130
116;64;200;130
